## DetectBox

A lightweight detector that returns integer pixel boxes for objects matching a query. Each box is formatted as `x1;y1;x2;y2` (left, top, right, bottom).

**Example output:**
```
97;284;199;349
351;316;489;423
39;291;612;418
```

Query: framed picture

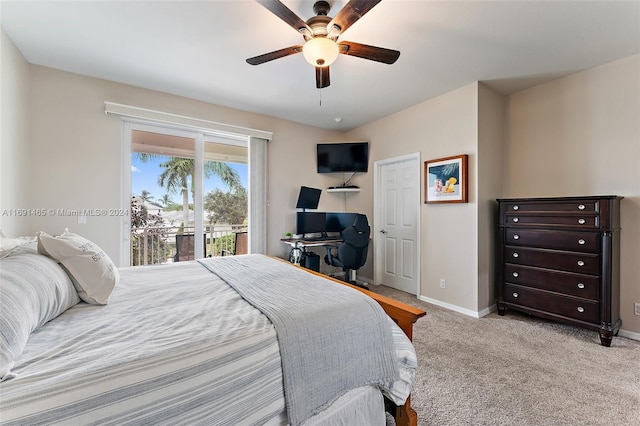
424;154;468;204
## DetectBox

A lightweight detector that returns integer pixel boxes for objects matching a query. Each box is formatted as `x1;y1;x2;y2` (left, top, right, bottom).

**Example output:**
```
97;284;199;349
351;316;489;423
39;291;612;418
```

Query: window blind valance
104;101;273;141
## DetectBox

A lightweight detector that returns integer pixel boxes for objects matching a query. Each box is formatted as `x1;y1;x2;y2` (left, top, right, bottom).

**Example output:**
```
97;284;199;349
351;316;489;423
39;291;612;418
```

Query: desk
281;238;342;272
280;237;342;248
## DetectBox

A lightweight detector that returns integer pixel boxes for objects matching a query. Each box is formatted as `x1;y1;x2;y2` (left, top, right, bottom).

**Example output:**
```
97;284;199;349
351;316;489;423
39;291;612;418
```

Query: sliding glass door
124;122;248;266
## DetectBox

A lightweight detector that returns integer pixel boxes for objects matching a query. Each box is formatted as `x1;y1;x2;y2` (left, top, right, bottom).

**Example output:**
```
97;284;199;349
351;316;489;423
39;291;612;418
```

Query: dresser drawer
503;200;598;213
504;284;599;324
505;228;599;252
503;213;599;229
505;247;600;275
504;264;599;300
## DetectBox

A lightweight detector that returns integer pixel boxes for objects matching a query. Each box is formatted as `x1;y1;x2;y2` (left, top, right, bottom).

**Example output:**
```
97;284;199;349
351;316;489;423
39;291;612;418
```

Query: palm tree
160;194;173;207
139;190;154;203
136;153;242;228
157;157;192;227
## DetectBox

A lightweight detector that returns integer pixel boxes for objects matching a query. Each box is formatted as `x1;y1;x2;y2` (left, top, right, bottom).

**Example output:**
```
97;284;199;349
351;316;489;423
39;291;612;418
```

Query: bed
0;230;425;426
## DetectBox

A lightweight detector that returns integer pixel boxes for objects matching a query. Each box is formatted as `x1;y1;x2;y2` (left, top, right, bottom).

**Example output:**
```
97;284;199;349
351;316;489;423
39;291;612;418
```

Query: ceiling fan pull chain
319;89;322;107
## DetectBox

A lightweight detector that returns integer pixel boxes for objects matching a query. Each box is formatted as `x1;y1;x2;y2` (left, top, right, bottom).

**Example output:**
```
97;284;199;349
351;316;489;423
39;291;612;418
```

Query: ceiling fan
246;0;400;89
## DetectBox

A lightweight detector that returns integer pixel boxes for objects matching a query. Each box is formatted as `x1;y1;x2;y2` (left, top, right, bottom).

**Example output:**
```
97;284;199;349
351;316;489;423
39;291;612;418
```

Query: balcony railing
130;224;248;266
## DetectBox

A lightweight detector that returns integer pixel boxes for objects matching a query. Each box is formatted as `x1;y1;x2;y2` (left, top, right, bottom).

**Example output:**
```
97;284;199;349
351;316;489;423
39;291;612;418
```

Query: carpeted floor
369;285;640;426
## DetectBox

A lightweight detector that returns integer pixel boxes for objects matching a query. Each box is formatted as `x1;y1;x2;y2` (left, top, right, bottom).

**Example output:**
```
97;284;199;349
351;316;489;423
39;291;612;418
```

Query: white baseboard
418;295;495;319
478;304;497;317
418;295;640;342
618;329;640;342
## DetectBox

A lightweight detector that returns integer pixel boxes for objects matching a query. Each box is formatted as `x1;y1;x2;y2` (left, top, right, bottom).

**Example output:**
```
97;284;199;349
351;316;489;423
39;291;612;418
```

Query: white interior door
374;153;420;295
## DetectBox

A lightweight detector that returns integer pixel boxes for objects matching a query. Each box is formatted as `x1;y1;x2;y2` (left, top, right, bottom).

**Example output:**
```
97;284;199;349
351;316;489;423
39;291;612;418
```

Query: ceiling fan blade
338;41;400;64
256;0;311;34
246;45;303;65
328;0;381;35
316;66;330;88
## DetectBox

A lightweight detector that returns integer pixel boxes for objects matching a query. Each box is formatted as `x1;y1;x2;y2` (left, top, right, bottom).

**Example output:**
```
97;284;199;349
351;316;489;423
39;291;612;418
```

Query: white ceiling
2;0;639;131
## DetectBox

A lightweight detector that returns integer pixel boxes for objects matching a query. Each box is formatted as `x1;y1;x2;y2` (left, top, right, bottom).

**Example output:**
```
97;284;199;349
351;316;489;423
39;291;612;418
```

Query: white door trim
373;152;421;296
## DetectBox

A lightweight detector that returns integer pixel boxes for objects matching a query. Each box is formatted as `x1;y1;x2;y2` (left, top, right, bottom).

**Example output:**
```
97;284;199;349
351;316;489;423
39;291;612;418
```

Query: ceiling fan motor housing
304;1;335;41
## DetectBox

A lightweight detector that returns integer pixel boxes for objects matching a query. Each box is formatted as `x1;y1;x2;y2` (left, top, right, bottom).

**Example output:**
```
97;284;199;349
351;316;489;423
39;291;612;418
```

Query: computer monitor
296;186;321;211
296;212;326;235
325;212;357;233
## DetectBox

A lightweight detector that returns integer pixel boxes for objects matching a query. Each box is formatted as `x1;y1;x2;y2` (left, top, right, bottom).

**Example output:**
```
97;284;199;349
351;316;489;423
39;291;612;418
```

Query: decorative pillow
0;252;80;381
37;230;119;305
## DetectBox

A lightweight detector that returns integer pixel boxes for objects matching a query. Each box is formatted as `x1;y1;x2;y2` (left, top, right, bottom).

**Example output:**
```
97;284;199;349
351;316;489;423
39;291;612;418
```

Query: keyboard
303;235;338;242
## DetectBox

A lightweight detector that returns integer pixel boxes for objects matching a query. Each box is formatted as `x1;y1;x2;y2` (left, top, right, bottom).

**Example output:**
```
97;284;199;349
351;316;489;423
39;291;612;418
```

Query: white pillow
37;230;119;305
0;252;80;381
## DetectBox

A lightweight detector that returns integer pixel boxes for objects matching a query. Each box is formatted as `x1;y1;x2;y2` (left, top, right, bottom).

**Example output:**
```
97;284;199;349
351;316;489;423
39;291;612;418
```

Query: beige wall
346;83;482;312
477;84;506;311
26;65;342;263
0;29;31;235
505;54;640;335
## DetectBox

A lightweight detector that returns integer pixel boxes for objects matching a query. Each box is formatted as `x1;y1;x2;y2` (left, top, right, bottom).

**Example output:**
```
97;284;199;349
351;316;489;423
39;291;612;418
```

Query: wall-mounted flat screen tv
317;142;369;173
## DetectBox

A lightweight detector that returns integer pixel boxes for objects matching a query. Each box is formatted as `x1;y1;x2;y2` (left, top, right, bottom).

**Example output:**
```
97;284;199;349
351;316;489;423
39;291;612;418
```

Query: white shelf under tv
326;187;360;193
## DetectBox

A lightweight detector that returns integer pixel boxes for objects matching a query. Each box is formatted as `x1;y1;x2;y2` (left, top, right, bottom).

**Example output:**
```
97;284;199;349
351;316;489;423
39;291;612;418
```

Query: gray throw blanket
197;254;398;426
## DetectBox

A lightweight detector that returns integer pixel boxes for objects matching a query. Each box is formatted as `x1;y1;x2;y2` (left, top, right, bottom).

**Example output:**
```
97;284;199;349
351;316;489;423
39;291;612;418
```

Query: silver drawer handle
577;260;585;267
578;218;586;224
513;217;519;223
512;253;519;258
578;204;585;210
513;205;519;211
578;239;585;245
513;292;519;298
577;283;585;289
577;306;585;313
513;234;520;240
512;272;519;278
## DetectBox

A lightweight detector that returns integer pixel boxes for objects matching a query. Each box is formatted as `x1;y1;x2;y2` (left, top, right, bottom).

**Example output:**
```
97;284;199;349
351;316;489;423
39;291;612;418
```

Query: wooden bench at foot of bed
297;266;427;426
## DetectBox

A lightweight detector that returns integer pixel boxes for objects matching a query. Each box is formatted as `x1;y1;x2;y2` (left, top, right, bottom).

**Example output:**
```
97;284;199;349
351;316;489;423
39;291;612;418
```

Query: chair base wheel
346;279;368;289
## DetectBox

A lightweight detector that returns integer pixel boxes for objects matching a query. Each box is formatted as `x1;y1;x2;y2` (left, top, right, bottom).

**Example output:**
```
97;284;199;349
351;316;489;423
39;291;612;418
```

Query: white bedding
0;258;415;425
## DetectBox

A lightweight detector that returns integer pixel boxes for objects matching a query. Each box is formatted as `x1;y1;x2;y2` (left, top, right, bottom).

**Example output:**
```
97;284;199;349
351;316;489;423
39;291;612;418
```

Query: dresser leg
497;302;505;316
599;333;612;347
599;319;622;347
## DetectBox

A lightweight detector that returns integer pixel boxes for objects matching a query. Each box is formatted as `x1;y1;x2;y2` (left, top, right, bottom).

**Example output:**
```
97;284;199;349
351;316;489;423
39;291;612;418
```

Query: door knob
380;229;387;234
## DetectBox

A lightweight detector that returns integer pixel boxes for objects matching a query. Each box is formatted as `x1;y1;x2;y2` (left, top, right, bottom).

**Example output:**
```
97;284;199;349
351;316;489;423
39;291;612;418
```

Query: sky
131;155;248;205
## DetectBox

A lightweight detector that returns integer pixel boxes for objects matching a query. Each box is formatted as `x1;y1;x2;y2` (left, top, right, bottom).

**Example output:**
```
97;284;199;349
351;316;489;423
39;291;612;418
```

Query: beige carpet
369;285;640;426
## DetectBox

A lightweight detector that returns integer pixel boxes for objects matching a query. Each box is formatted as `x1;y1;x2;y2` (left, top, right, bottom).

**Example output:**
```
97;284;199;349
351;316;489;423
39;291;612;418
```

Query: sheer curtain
249;137;268;254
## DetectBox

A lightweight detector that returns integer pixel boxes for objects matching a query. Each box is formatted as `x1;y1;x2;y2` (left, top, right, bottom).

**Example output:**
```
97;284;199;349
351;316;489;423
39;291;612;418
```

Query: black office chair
324;214;370;286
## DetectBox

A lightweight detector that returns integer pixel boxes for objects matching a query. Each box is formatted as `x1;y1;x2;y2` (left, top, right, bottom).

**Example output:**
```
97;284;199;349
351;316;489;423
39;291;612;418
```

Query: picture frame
424;154;468;204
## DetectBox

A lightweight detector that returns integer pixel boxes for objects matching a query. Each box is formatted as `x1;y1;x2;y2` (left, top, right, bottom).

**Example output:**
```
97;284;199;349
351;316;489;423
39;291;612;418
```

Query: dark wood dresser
496;196;622;346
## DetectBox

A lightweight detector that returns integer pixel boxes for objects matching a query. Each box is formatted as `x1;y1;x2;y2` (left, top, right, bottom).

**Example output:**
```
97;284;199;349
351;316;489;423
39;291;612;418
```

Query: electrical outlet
634;302;640;316
439;278;446;289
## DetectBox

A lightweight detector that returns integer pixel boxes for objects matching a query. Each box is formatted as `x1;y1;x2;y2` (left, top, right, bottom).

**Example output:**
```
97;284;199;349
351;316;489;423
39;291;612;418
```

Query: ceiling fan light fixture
302;37;339;67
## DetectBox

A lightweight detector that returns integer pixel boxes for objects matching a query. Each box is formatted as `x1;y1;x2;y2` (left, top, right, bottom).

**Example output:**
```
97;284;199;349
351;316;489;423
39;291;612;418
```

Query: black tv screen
317;142;369;173
296;186;321;210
